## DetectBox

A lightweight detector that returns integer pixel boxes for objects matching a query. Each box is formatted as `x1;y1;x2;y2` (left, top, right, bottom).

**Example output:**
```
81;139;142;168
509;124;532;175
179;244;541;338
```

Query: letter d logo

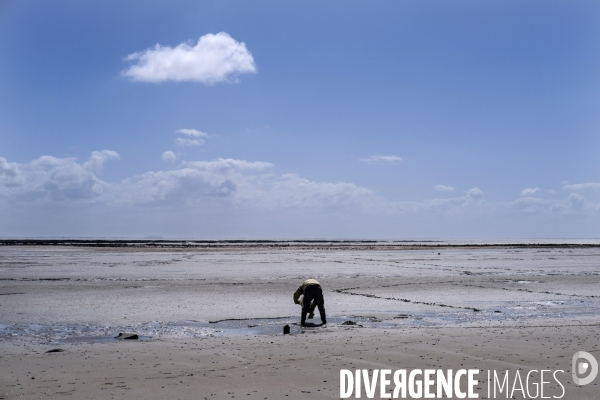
572;351;598;385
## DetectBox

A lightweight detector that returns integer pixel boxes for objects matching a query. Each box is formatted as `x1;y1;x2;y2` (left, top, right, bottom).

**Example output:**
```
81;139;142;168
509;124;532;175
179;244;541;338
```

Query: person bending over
293;278;326;326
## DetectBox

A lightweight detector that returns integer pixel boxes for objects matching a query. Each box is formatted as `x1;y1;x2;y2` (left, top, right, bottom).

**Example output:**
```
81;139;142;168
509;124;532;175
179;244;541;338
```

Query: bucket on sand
283;324;290;334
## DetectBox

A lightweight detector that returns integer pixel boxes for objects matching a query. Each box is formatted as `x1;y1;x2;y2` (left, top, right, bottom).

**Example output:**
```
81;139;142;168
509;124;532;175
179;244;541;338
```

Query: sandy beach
1;242;599;399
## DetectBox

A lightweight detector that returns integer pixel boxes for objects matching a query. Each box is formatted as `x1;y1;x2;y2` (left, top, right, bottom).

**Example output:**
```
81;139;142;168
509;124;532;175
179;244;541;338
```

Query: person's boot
308;312;315;319
320;311;327;325
301;311;307;326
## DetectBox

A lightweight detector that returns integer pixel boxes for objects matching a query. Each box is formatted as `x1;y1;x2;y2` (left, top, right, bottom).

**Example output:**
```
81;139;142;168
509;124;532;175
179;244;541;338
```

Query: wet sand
1;244;599;399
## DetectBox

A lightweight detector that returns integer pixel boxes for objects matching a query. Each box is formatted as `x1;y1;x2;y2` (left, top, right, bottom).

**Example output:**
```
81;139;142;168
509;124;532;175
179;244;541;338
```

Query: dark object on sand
341;320;357;325
115;333;139;340
45;348;64;353
283;324;290;334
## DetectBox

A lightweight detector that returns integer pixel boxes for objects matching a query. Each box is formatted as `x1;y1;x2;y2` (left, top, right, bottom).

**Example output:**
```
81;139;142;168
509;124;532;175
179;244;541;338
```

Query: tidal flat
1;242;599;399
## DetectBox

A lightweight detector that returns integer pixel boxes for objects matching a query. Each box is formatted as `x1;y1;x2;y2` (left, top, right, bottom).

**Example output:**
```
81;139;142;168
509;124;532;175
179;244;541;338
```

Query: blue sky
1;1;599;238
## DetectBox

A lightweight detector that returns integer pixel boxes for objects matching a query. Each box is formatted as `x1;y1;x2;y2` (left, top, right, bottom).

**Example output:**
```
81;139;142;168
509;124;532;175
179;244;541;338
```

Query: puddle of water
0;316;374;344
1;298;596;344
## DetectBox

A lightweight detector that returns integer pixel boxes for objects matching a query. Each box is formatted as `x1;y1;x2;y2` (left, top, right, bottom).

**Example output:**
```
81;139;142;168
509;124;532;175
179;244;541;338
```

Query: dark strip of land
0;239;598;250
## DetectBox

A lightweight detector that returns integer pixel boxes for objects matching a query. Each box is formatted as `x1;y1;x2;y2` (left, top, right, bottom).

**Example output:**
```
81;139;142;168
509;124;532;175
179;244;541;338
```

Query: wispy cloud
182;158;273;172
122;32;257;84
360;155;402;164
174;128;210;147
563;182;600;191
176;128;209;138
434;185;455;192
175;138;204;147
520;187;540;196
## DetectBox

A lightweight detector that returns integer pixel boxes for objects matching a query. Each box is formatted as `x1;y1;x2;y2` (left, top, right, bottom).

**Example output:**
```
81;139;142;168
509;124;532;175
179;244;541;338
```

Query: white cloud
510;196;547;213
115;158;274;206
388;187;486;216
122;32;257;84
3;153;599;226
569;193;585;211
0;157;18;178
548;189;556;194
161;151;177;162
507;192;595;215
182;158;273;172
360;155;402;164
434;184;455;192
520;187;540;196
563;182;600;191
83;150;119;170
174;128;210;147
466;187;484;200
254;174;380;210
0;152;493;217
176;128;210;138
0;151;119;202
175;138;204;147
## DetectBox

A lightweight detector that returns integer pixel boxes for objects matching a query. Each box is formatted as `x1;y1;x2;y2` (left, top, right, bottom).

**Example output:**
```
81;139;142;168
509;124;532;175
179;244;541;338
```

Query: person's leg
302;287;315;325
308;300;316;319
314;286;326;324
317;304;326;324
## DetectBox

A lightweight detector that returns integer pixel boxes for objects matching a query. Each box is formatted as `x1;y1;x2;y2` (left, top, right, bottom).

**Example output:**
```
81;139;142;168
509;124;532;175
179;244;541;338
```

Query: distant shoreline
1;239;599;250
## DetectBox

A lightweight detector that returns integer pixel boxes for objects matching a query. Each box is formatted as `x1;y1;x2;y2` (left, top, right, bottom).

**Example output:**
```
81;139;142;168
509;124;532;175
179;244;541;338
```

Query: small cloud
182;158;273;172
563;182;600;191
82;150;120;171
569;193;585;211
175;138;204;147
466;187;484;201
174;128;210;147
434;185;455;192
360;155;402;164
548;189;556;194
122;32;257;84
520;187;540;196
161;151;176;162
176;128;209;138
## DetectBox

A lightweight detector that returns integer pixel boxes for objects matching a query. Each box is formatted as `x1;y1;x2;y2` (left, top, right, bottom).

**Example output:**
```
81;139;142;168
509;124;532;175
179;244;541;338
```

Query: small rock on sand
115;333;139;340
45;348;65;353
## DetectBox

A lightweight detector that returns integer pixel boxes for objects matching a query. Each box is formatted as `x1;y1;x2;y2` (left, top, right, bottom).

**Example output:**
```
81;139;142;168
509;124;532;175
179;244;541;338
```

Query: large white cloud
0;151;119;202
1;153;598;221
122;32;257;84
115;158;275;206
